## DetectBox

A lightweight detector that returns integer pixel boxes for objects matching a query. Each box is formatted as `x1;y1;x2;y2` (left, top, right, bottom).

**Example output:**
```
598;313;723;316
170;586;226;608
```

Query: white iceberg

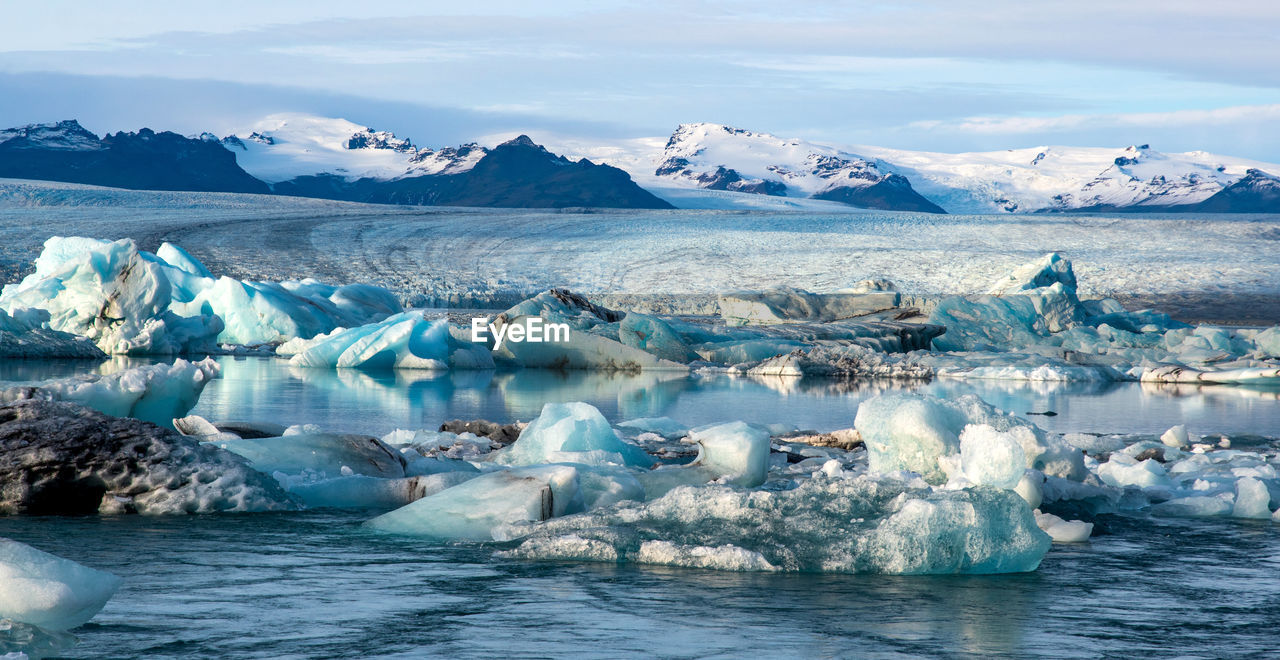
0;538;121;631
211;432;408;478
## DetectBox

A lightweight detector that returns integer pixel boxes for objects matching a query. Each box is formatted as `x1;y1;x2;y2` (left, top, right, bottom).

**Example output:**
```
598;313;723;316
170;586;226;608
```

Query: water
3;357;1280;658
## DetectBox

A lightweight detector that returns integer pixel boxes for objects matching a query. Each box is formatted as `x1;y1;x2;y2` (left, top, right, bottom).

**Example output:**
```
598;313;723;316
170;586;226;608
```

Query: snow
0;538;120;631
221;113;486;184
1033;511;1093;543
489;402;653;468
365;465;584;541
2;358;218;427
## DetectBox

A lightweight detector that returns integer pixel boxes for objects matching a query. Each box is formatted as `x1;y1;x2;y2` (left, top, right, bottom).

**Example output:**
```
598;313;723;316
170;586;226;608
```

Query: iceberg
634;421;771;498
284;472;477;509
0;236;401;353
0;399;297;515
0;358;218;427
365;465;584;541
958;424;1027;489
211;432;408;479
617;313;698;363
502;476;1051;574
495;321;688;371
855;393;1084;484
0;538;121;631
0;308;105;359
287;312;493;370
489;402;653;468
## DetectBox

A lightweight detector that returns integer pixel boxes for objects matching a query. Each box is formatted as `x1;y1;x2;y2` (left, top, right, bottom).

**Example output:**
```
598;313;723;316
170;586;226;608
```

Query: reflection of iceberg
494;369;691;421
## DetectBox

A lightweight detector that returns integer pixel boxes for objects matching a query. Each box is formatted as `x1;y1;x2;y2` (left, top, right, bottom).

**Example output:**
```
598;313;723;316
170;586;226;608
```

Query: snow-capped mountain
650;123;944;212
556;122;1280;214
219;114;488;183
853;143;1280;213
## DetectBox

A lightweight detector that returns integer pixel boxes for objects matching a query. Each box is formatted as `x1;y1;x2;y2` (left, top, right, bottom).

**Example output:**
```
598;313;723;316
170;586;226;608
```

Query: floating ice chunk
987;253;1076;295
504;477;1050;574
1233;477;1272;519
283;472;476;509
1254;326;1280;358
0;238;224;354
1033;510;1093;543
694;339;809;365
716;287;901;326
0;358;219;427
288;312;492;370
1062;433;1126;454
616;417;689;440
575;466;646;509
0;539;121;631
0;307;106;359
1153;493;1235;518
1161;425;1190;448
930;284;1083;352
497;289;621;331
365;465;584;541
618;313;698;363
687;422;771;487
490;402;652;468
747;344;933;379
1096;456;1171;489
959;425;1027;489
213;432;407;478
855;393;1076;484
1140;365;1280;385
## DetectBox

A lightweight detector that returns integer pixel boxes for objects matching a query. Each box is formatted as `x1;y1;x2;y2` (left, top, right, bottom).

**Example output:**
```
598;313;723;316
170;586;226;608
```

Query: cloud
908;104;1280;135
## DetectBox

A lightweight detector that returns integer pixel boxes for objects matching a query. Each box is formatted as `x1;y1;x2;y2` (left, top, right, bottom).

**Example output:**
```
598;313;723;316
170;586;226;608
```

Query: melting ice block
618;313;698;363
1034;510;1093;543
0;538;121;631
490;402;653;468
284;472;477;509
503;476;1051;574
0;358;218;427
365;465;584;541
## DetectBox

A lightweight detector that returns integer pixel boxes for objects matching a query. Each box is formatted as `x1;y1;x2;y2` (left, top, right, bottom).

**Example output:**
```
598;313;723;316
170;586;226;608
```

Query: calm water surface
1;356;1279;658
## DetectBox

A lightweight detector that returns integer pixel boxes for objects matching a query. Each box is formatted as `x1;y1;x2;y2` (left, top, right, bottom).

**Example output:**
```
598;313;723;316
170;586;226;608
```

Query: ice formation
286;312;493;370
0;308;105;359
0;237;400;354
211;431;408;479
283;472;477;509
0;358;218;427
0;538;121;631
501;476;1051;574
365;465;584;540
0;400;297;515
489;402;653;468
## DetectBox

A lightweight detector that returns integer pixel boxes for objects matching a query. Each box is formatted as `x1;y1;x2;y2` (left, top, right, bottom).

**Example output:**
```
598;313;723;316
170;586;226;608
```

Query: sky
1;0;1279;159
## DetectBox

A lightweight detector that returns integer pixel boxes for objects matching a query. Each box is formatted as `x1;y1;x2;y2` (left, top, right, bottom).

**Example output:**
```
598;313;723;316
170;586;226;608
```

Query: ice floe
0;358;217;427
0;538;120;631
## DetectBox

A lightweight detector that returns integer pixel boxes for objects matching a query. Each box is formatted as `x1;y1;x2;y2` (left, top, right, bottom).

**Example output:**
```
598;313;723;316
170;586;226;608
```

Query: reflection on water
1;356;1276;437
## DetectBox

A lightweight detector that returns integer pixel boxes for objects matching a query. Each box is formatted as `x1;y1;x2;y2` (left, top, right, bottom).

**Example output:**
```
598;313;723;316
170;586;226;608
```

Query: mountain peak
499;135;542;150
0;119;101;151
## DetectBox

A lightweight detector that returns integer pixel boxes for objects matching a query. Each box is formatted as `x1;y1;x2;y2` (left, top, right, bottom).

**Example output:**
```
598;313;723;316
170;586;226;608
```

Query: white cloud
908;104;1280;135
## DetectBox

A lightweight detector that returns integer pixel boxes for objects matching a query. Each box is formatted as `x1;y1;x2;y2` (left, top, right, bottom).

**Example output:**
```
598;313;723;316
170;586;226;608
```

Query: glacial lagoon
2;357;1279;657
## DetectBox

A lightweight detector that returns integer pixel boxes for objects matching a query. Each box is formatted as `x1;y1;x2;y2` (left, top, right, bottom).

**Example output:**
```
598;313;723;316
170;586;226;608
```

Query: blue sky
2;0;1279;159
